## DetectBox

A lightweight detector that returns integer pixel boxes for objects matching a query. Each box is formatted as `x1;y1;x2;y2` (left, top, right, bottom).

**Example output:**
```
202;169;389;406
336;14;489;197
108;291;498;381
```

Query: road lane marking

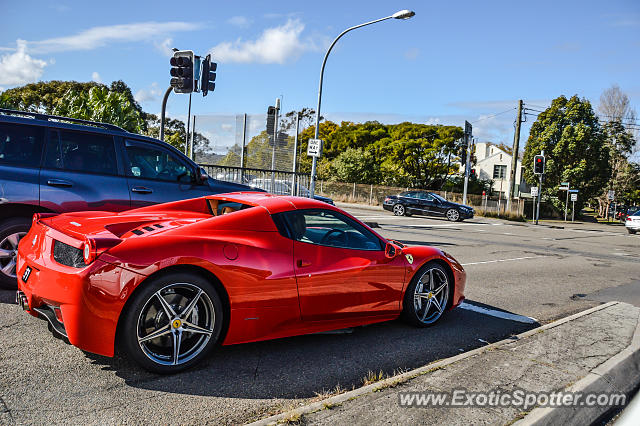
461;256;539;266
459;302;538;324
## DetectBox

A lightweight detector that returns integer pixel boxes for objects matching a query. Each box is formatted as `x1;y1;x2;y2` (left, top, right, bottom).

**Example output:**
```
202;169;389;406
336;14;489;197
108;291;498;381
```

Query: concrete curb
247;302;620;426
516;304;640;426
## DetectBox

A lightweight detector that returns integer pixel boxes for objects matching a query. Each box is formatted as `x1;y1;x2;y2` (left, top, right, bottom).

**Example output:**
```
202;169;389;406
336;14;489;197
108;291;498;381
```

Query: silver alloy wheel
137;283;215;366
0;231;27;279
413;267;449;324
446;209;460;222
393;204;405;216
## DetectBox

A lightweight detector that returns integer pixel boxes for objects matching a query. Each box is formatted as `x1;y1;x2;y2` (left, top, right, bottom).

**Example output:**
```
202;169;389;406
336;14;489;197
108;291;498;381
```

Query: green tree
0;80;102;113
522;95;610;212
331;147;381;184
53;86;144;133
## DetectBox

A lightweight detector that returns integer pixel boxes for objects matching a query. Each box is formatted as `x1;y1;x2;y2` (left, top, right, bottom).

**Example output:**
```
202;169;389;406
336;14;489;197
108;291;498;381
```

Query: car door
39;128;130;213
421;193;441;216
123;139;211;208
400;192;422;214
283;209;406;322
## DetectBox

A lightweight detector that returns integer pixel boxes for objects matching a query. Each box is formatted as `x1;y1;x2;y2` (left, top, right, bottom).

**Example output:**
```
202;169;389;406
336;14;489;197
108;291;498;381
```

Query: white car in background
625;211;640;234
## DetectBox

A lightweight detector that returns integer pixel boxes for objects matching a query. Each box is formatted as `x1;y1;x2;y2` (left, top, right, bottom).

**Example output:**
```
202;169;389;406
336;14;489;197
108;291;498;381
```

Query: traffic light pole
535;173;542;225
462;136;471;205
160;86;172;142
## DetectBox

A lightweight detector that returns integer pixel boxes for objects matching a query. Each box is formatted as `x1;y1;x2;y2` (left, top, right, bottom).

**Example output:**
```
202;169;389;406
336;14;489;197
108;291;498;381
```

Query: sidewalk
250;302;640;425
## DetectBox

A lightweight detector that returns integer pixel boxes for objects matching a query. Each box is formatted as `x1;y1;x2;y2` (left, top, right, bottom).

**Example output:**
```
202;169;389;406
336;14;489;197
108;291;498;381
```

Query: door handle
131;186;153;194
297;259;311;268
46;179;73;188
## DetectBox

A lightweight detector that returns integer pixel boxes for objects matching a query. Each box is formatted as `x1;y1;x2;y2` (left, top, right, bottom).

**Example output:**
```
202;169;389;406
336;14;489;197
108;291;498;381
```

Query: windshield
431;193;447;202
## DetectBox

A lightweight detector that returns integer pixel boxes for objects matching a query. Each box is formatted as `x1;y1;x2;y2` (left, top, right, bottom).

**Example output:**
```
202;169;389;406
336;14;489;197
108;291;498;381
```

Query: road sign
307;138;323;157
559;186;569;191
531;187;539;197
569;189;579;193
607;190;615;200
570;193;578;202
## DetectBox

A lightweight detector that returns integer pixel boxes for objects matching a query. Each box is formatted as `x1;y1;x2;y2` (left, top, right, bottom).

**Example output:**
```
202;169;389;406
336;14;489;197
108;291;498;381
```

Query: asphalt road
1;208;638;425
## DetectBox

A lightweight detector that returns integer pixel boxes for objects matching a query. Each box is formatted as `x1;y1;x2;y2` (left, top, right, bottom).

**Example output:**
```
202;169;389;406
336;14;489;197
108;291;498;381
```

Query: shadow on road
85;302;539;399
0;289;15;304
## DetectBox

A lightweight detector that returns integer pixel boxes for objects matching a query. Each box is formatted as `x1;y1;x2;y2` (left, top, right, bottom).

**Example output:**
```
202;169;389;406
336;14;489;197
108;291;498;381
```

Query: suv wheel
0;218;31;289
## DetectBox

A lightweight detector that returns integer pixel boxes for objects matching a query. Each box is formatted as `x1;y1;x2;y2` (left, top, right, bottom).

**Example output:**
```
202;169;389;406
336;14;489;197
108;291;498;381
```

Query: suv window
280;209;383;251
0;123;44;168
125;141;193;183
44;130;117;175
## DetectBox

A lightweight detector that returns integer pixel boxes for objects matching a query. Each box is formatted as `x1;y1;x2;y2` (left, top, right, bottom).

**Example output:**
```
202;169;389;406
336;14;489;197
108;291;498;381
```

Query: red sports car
16;192;466;373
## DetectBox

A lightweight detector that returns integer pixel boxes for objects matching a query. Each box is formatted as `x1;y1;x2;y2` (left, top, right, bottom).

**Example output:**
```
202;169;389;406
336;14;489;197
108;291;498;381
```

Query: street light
308;10;416;198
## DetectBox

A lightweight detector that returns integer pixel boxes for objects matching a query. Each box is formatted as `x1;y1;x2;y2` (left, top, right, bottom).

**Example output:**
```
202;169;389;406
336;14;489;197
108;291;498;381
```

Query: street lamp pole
308;9;415;198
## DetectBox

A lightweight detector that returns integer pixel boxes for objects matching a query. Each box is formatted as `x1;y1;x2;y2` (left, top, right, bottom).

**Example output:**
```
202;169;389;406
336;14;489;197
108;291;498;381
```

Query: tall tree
597;85;638;216
53;86;144;133
522;95;610;212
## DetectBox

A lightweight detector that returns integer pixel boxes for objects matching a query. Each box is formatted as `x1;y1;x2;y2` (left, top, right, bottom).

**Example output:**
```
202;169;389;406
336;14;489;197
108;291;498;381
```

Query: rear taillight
83;238;96;265
627;217;632;221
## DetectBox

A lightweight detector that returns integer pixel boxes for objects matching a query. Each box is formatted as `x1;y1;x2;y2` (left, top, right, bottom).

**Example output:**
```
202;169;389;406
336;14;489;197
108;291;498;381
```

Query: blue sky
1;0;639;146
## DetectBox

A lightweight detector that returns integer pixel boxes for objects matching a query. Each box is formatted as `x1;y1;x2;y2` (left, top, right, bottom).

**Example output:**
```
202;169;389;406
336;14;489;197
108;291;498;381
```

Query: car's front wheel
446;209;460;222
629;229;637;234
120;272;224;373
402;262;450;327
0;217;31;289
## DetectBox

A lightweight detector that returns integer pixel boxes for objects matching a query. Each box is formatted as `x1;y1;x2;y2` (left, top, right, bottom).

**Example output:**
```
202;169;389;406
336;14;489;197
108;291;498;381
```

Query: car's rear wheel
446;209;460;222
629;229;637;234
0;218;31;290
120;272;223;373
393;204;408;216
402;262;450;327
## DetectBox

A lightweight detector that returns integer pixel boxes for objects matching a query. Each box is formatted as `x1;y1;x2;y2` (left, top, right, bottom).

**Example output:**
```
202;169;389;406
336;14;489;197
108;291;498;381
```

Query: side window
282;209;382;251
44;130;117;175
0;123;44;168
125;141;193;183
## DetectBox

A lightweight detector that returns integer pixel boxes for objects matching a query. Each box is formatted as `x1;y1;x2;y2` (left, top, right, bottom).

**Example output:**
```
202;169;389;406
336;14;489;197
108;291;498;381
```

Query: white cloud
91;71;102;83
134;82;163;104
24;21;201;54
210;19;315;64
228;16;251;28
155;37;174;57
0;40;48;86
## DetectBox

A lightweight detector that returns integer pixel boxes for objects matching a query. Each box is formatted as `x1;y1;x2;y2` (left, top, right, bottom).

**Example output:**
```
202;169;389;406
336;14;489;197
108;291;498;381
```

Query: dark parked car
383;191;474;221
0;108;250;289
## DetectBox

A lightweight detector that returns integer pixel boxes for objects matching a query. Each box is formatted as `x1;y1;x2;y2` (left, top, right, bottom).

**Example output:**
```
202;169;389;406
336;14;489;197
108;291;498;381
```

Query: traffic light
201;54;217;97
266;106;276;136
533;155;545;175
170;50;195;93
470;168;476;178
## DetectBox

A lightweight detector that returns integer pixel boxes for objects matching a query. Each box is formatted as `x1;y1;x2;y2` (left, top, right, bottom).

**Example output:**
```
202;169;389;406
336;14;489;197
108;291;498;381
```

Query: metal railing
202;164;311;196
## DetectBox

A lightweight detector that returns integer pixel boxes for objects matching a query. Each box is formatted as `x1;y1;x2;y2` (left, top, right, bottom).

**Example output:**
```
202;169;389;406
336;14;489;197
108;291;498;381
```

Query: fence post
369;184;373;205
352;182;356;200
320;180;323;194
291;112;299;195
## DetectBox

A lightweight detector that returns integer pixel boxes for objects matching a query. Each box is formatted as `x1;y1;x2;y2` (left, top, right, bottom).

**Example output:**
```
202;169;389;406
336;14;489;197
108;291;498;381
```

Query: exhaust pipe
15;291;29;311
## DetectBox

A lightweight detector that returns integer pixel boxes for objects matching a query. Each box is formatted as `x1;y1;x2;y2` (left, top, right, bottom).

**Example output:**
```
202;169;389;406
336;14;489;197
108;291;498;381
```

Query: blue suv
0;108;251;289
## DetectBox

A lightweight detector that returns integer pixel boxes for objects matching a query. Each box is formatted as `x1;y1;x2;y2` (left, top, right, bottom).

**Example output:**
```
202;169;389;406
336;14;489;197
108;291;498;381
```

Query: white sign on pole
570;193;577;202
307;139;323;157
531;187;539;197
607;190;615;200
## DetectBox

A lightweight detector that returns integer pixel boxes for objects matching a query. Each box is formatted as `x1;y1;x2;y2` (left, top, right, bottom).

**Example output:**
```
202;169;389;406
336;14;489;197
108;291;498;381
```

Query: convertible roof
207;191;334;214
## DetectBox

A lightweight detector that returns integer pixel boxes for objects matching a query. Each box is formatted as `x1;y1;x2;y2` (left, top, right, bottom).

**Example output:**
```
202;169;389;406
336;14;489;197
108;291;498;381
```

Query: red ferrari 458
17;192;465;373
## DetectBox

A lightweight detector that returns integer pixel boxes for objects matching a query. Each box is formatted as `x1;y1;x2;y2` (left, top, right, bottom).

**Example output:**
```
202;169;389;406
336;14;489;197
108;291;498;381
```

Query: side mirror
385;241;401;259
198;167;209;184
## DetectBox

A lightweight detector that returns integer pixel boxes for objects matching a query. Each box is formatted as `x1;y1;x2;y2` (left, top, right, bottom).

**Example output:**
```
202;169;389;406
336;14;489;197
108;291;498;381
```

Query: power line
471;107;516;123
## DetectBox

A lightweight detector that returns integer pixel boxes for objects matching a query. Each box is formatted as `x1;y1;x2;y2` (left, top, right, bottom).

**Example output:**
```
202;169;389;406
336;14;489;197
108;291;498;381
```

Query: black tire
0;217;31;290
393;204;406;216
629;229;637;235
402;261;450;327
445;209;460;222
119;272;224;374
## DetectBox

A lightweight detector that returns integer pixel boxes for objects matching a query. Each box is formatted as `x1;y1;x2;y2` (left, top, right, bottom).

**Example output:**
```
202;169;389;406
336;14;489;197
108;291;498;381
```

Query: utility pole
506;100;523;211
270;98;280;193
462;121;472;206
